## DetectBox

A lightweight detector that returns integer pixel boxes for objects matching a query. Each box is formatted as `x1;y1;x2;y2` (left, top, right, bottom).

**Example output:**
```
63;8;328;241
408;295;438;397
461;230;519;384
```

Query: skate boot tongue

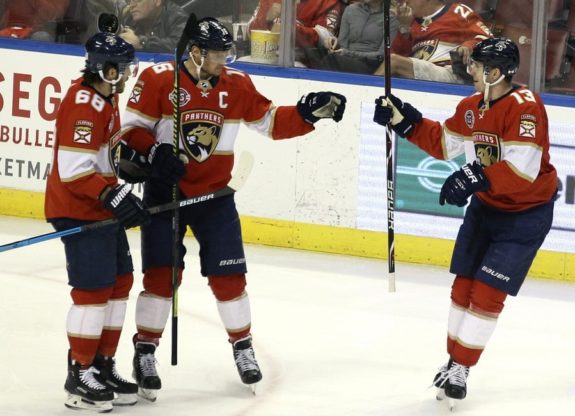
136;341;158;355
233;337;252;351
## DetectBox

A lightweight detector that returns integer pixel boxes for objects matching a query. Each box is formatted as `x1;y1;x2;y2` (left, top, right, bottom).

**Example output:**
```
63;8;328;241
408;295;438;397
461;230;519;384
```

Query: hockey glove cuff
118;143;151;184
373;94;422;137
148;143;186;184
439;161;490;207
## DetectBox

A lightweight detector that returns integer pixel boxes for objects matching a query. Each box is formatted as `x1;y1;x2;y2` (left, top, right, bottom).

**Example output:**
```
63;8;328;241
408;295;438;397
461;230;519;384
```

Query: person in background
373;37;557;408
56;0;119;44
247;0;344;50
319;0;399;74
0;0;5;22
373;0;492;83
45;25;149;412
119;0;187;53
120;16;346;401
0;0;69;40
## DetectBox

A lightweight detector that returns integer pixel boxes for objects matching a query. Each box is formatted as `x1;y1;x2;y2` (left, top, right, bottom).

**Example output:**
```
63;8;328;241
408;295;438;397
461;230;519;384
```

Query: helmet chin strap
98;70;123;95
190;52;206;84
482;70;505;110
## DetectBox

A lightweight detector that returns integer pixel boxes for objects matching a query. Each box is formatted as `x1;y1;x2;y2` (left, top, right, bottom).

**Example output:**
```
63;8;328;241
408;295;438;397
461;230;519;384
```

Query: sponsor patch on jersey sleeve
129;82;143;104
519;114;536;138
73;120;93;144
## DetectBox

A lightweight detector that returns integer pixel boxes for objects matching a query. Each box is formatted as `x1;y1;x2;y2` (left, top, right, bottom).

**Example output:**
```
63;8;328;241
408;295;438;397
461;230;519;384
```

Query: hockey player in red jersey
374;0;492;83
45;18;149;412
121;16;346;400
373;37;557;408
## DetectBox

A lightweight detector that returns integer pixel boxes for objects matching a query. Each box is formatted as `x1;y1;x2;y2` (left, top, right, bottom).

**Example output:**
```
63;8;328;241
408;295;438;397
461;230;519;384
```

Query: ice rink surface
1;216;574;416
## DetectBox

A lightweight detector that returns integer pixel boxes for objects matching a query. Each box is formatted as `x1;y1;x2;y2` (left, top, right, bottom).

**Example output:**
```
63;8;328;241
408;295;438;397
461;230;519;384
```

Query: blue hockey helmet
84;32;138;78
189;17;234;52
470;37;520;78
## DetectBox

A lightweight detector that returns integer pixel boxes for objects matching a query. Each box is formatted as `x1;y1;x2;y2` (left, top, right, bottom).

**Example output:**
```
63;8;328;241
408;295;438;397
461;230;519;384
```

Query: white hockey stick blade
229;151;255;192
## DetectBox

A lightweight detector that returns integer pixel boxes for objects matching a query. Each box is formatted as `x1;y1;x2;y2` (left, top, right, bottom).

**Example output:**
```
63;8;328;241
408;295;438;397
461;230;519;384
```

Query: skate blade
448;397;461;412
65;394;113;413
249;383;258;395
113;393;138;406
436;388;445;401
137;387;158;402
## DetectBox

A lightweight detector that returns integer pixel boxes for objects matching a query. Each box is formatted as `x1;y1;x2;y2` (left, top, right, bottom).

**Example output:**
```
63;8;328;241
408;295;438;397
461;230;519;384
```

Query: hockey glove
373;94;422;137
101;184;151;229
297;92;347;124
148;143;186;184
439;161;490;207
118;143;151;184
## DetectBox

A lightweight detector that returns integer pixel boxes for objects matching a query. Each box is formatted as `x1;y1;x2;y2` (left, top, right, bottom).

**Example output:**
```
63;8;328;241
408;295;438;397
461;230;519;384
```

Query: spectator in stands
175;0;260;20
373;0;492;84
56;0;119;45
319;0;399;74
119;0;187;53
0;0;69;41
247;0;344;50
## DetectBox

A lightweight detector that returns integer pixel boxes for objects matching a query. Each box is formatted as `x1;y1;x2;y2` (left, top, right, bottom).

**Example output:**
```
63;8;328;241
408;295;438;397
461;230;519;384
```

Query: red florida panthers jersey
122;61;314;198
45;80;121;221
392;2;492;66
408;87;557;212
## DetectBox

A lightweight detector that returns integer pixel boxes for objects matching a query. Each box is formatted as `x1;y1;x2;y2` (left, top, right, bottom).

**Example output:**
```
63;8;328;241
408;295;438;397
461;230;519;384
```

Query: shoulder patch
464;109;475;128
519;114;537;138
73;120;93;144
129;81;143;104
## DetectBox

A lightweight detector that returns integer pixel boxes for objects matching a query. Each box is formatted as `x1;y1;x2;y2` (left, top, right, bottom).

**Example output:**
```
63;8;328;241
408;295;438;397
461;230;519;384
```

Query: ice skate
64;353;114;412
442;359;470;411
93;354;138;406
132;337;162;402
232;335;262;394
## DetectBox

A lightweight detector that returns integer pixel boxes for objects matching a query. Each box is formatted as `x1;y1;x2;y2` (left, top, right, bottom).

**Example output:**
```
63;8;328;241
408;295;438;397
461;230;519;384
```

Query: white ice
1;216;574;416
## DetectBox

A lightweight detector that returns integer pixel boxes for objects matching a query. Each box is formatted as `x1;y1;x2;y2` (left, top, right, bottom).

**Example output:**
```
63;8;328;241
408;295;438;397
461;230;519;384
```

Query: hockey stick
383;0;396;292
170;12;197;366
0;152;254;254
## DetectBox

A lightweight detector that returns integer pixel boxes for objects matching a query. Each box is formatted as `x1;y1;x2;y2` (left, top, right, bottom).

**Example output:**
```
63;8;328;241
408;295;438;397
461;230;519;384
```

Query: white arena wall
1;40;574;282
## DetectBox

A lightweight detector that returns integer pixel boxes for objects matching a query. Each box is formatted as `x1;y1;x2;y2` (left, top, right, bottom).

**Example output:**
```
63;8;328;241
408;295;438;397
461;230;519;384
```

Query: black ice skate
132;337;162;402
93;354;138;406
440;359;470;411
232;335;262;394
64;352;114;412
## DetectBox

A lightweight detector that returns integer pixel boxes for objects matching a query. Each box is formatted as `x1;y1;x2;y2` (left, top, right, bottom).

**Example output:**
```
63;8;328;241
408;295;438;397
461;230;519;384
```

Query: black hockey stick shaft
170;12;198;366
383;0;396;292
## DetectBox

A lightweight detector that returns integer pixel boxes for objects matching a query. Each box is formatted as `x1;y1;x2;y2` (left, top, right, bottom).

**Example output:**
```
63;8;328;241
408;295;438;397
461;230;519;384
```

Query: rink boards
0;40;574;281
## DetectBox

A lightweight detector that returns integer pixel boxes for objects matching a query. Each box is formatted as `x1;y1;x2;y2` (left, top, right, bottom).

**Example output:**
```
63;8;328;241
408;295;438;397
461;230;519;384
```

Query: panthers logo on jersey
412;40;438;62
181;110;224;162
473;132;500;167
